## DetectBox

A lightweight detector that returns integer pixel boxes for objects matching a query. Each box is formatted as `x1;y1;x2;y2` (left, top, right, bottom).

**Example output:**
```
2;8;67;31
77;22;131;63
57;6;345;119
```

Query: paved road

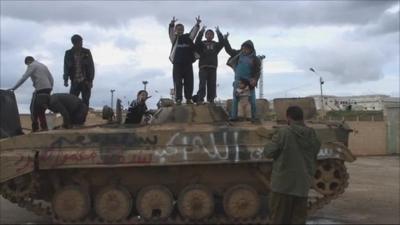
0;197;51;224
1;156;399;224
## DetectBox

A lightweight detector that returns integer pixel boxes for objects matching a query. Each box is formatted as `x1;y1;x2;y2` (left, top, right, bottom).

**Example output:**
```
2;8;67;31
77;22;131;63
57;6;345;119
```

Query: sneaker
229;117;239;122
176;99;182;105
186;99;193;104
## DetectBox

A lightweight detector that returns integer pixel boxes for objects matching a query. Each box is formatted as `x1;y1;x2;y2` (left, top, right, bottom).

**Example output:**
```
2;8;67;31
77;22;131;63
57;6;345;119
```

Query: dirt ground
0;156;399;224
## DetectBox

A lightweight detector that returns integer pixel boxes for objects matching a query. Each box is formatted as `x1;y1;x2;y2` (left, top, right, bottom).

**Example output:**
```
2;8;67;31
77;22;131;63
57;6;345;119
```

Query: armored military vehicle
0;93;355;224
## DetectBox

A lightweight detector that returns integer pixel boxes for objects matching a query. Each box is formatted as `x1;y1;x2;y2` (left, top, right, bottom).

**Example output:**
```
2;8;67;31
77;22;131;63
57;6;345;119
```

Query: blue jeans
230;81;256;119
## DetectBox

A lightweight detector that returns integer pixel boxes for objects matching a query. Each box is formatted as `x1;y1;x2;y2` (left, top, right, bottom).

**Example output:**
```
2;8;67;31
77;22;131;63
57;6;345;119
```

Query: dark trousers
196;67;216;102
72;103;89;125
173;63;193;101
30;88;51;132
70;81;91;106
269;192;308;225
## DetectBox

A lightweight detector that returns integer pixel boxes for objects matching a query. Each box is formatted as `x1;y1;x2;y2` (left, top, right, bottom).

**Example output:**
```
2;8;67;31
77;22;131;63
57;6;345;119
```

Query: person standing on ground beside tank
168;16;201;105
9;56;54;132
63;34;95;107
42;93;89;129
263;106;321;224
193;25;224;104
223;34;261;122
125;90;151;124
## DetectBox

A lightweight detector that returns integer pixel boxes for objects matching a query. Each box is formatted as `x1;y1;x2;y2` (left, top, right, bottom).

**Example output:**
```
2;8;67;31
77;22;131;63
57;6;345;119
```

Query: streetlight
142;81;148;91
110;89;115;110
258;55;266;99
310;68;325;117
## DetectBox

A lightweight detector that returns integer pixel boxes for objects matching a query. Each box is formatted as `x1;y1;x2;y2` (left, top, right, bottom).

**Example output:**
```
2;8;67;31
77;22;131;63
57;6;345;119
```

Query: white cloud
1;1;399;113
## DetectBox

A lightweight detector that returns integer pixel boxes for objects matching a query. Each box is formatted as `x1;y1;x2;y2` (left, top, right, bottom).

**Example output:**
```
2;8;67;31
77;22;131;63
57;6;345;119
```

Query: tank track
0;173;52;217
307;159;350;214
1;160;349;224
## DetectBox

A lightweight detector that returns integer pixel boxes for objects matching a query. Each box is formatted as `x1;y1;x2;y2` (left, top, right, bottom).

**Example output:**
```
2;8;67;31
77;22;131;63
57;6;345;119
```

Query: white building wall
308;95;398;111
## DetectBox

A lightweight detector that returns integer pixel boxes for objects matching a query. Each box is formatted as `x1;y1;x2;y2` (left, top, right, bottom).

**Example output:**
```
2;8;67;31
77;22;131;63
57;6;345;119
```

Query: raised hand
171;16;178;24
195;16;201;25
250;79;257;88
224;32;230;39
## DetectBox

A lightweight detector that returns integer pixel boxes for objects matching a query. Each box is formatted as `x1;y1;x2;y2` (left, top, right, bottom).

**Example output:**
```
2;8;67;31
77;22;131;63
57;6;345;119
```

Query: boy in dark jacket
168;16;201;105
63;34;95;107
194;26;224;104
43;93;89;129
224;35;262;121
125;90;150;124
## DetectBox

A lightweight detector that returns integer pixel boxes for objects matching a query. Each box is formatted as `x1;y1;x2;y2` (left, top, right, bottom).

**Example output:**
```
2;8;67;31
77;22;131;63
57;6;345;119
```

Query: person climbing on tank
263;106;321;224
193;25;224;104
168;16;201;105
125;90;151;124
223;33;262;122
42;93;89;129
9;56;54;132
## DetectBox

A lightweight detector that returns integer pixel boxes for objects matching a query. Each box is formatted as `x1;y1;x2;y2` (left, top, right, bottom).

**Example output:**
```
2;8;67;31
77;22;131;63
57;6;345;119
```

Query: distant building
308;94;400;111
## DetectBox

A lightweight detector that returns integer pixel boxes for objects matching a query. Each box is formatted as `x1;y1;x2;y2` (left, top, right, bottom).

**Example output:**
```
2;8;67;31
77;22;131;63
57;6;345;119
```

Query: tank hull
0;104;354;224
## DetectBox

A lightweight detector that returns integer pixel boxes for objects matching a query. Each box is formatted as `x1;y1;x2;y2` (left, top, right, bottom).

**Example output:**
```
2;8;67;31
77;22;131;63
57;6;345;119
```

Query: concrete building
309;94;400;111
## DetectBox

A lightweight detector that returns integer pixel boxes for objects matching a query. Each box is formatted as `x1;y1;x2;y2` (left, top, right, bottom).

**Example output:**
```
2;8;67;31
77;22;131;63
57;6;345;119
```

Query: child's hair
175;24;184;29
137;90;148;96
205;29;214;35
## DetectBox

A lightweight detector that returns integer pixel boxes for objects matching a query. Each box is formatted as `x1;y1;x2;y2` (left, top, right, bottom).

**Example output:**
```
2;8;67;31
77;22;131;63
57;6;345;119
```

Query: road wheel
95;185;132;222
223;184;260;220
136;185;174;221
52;185;90;222
177;184;214;220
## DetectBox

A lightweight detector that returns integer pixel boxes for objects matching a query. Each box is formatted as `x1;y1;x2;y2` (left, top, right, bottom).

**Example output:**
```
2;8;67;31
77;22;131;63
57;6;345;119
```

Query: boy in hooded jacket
223;34;262;121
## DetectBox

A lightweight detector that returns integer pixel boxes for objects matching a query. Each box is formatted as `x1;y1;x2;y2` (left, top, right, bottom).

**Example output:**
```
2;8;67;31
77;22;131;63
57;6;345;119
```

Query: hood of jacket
241;40;256;56
289;121;316;149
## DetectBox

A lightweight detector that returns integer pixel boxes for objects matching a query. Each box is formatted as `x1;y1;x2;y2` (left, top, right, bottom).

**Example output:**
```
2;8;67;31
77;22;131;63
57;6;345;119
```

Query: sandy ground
0;156;399;224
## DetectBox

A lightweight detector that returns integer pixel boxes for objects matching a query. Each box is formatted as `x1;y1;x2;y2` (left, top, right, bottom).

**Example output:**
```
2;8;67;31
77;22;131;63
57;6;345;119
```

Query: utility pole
142;81;148;91
310;68;325;117
258;55;266;99
110;89;115;110
319;76;325;115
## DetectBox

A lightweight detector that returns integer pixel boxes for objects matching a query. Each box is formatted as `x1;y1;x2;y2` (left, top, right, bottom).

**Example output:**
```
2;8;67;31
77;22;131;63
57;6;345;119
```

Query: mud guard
0;150;36;183
317;142;356;162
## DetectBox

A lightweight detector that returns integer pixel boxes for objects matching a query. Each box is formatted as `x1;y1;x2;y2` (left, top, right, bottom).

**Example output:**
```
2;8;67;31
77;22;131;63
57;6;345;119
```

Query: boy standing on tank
168;16;201;105
263;106;321;224
63;34;95;107
223;34;261;122
194;26;224;104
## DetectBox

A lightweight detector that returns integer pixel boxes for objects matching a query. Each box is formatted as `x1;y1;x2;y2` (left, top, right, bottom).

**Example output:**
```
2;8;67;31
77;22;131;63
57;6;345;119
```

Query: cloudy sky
1;0;399;112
